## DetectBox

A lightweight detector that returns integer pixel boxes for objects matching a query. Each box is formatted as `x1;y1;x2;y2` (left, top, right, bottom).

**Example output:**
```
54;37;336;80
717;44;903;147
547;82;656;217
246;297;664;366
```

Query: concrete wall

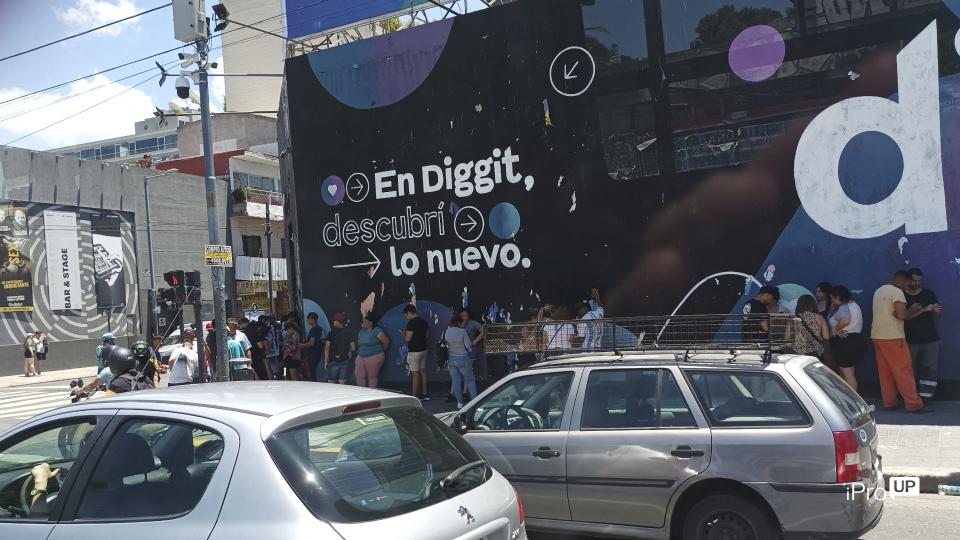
177;114;278;158
0;146;228;375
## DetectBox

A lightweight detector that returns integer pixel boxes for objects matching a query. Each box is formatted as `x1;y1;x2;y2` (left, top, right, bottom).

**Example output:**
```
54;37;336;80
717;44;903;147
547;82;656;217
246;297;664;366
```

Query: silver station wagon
445;352;882;540
0;383;527;540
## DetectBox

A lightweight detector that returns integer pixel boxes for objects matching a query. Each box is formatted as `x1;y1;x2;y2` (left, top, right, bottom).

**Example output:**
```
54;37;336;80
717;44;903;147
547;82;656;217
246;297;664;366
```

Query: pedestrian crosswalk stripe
0;394;69;409
0;391;71;420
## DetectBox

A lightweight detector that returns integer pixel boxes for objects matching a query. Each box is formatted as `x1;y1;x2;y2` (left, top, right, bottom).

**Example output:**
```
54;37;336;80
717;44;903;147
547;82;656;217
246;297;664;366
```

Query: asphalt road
528;494;960;539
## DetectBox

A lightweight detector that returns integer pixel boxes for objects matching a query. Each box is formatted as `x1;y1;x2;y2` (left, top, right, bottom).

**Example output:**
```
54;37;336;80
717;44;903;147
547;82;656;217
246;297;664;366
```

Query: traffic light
185;271;201;287
163;270;187;303
163;270;185;287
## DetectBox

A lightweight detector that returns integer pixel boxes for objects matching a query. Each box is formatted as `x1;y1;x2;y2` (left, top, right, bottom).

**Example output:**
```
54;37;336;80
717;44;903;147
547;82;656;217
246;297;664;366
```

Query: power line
0;0;333;109
2;73;157;147
0;23;287;125
0;3;172;64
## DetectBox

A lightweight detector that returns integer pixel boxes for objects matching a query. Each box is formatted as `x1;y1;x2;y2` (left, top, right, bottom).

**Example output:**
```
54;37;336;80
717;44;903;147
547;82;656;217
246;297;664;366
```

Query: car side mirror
453;412;470;435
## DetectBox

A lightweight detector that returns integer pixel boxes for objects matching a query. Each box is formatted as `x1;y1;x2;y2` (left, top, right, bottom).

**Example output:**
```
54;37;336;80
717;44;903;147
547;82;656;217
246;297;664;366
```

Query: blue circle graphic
837;131;903;206
488;202;521;240
947;0;960;17
321;175;346;206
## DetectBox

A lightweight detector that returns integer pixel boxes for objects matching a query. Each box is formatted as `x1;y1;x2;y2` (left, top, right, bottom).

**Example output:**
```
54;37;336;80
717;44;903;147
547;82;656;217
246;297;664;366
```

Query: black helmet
130;340;151;369
106;346;135;374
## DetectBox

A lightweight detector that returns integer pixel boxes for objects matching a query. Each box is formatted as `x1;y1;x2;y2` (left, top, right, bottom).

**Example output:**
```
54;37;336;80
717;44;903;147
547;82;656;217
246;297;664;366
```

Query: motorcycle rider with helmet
107;341;156;394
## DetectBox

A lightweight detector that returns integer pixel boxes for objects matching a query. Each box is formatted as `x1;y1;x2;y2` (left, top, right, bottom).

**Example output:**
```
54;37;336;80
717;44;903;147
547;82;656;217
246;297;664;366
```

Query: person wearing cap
742;286;781;344
168;328;199;386
323;313;355;384
96;333;116;372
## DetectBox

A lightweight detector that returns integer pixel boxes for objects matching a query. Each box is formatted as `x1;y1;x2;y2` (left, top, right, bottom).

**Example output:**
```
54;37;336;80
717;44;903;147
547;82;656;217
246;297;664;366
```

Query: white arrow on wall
333;248;381;278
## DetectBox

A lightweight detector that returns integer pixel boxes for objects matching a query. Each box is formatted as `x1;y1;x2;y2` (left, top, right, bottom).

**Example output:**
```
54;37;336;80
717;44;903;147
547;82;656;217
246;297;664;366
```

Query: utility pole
143;169;176;337
169;0;228;381
266;197;274;316
198;47;230;382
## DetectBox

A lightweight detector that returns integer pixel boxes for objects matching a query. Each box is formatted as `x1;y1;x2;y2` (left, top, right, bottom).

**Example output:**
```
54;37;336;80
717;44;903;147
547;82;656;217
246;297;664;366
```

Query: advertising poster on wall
43;209;82;311
91;214;125;310
284;0;960;386
0;203;33;312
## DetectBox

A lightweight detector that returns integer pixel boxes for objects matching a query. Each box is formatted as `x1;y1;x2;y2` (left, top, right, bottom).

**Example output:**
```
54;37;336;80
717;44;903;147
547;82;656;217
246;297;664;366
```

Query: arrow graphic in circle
332;248;381;277
564;61;580;80
461;215;479;232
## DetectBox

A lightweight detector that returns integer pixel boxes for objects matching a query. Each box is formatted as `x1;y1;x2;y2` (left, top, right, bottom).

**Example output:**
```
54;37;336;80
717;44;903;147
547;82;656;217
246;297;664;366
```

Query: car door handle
671;445;705;458
532;447;561;459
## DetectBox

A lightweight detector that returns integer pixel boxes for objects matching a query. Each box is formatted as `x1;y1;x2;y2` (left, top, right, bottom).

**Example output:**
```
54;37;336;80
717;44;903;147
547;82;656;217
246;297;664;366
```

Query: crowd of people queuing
746;268;943;412
76;269;943;411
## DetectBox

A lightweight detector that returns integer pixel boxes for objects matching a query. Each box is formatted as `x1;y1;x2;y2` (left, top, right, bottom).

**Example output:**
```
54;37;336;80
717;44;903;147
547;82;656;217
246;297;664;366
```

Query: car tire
682;493;779;540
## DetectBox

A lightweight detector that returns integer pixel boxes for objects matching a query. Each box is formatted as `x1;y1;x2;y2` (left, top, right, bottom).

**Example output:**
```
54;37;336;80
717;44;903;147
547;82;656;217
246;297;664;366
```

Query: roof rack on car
484;313;794;365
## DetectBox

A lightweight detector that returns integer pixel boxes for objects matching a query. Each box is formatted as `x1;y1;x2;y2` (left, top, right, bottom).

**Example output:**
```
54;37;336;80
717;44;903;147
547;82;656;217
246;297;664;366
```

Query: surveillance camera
178;52;188;60
210;61;219;69
175;75;190;99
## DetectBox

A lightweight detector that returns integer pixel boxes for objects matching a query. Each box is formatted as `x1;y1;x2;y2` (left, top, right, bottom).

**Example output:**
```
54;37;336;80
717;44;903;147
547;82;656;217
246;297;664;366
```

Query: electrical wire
2;72;158;146
0;0;463;142
0;0;333;109
0;0;418;110
0;3;173;64
0;23;287;125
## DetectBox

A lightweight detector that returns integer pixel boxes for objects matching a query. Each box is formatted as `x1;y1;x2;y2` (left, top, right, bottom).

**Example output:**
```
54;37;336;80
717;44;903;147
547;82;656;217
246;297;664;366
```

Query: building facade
0;146;227;375
49;112;198;165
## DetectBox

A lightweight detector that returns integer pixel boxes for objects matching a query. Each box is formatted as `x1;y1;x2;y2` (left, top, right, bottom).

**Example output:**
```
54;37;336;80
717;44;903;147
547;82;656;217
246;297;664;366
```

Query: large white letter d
794;21;947;239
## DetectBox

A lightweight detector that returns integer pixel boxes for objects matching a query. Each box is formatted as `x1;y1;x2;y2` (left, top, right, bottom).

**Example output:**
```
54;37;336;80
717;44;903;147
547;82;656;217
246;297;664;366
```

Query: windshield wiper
440;460;489;490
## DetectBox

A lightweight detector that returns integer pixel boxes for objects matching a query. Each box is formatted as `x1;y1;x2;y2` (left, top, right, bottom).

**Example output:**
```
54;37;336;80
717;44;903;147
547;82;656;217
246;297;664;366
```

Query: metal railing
483;313;796;358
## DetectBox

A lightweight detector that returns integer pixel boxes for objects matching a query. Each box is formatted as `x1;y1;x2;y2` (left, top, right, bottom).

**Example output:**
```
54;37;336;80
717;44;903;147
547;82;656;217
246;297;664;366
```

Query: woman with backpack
444;315;476;409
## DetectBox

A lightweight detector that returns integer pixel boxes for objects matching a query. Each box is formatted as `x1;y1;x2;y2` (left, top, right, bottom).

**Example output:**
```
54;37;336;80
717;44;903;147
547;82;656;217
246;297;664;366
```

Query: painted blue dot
837;131;903;206
488;202;521;240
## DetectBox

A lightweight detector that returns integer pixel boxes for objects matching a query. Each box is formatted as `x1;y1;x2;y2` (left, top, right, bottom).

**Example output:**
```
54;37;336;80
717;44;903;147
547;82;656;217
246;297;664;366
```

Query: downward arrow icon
332;248;381;278
564;61;579;80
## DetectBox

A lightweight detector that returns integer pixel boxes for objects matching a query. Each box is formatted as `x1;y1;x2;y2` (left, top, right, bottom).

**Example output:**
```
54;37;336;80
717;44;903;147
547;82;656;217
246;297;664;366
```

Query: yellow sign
204;245;233;267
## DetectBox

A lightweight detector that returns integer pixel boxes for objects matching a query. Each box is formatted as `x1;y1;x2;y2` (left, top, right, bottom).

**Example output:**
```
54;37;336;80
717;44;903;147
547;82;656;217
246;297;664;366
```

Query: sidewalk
0;366;99;389
872;399;960;493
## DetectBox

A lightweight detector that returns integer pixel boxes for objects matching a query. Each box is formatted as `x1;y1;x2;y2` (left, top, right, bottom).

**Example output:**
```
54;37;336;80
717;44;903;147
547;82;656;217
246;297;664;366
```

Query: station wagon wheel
682;494;779;540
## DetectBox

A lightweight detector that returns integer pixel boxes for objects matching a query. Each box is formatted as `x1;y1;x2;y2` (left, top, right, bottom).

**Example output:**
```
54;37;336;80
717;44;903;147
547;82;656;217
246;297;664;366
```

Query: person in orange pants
871;271;932;414
873;339;924;411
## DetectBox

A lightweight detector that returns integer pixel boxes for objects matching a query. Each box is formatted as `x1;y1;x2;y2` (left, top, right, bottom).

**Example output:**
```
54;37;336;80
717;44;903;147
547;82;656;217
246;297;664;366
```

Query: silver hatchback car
0;382;526;540
444;352;882;540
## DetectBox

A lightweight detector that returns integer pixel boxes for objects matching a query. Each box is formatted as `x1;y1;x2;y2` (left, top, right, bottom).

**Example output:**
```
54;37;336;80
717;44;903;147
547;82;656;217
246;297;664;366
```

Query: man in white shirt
168;329;199;386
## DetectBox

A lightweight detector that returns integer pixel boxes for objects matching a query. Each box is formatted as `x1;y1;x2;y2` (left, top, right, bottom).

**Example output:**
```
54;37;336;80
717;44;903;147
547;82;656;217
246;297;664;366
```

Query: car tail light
834;431;861;483
342;400;381;414
515;489;524;525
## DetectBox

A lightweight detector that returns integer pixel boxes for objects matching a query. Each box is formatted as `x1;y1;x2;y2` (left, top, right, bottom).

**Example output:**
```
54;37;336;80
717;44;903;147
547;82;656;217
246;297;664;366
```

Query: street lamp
144;168;177;337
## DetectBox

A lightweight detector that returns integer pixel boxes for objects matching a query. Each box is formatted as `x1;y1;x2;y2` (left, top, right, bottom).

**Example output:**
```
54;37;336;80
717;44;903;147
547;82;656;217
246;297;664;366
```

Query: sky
0;0;481;152
0;0;235;151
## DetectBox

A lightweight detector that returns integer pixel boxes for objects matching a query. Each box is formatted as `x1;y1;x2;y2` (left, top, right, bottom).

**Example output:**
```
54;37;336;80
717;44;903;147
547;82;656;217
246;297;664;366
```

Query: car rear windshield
803;363;874;429
266;406;490;524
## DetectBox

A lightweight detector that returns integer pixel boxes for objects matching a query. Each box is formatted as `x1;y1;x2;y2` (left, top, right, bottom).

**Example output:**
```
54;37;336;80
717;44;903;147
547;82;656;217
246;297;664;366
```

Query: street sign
204;245;233;267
